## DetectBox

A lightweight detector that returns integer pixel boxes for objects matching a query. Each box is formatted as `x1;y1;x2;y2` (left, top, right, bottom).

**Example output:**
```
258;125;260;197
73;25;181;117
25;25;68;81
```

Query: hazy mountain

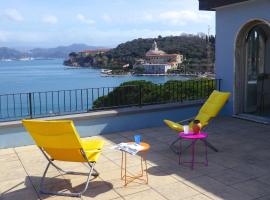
0;47;26;59
0;44;104;59
29;44;103;59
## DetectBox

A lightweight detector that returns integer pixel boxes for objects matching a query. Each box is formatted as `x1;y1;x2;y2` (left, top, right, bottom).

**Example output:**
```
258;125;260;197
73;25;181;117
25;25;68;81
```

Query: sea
0;59;188;94
0;59;189;120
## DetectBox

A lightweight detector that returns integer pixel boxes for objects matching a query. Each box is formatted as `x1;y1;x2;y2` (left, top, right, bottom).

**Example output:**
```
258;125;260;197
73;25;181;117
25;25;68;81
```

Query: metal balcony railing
0;79;221;122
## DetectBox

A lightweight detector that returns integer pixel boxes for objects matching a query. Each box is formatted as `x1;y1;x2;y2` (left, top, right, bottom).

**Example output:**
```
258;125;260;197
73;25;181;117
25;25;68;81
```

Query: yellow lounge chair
164;90;230;154
22;119;104;197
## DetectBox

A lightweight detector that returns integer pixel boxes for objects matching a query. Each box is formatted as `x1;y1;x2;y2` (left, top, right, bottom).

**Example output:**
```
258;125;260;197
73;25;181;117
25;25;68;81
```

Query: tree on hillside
64;34;215;70
92;79;216;109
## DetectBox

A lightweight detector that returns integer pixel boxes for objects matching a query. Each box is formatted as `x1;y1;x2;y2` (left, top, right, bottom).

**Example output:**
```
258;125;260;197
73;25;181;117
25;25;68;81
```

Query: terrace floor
1;116;270;200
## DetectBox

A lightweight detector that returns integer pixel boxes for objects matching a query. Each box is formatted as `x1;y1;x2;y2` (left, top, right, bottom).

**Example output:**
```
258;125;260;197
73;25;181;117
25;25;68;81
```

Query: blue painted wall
215;0;270;114
0;105;200;148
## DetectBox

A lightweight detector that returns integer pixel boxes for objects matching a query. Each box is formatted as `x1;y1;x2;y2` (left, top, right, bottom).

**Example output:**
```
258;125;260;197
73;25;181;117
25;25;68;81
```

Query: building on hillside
134;58;145;65
134;41;183;74
145;41;183;69
78;49;110;57
141;64;172;74
199;0;270;123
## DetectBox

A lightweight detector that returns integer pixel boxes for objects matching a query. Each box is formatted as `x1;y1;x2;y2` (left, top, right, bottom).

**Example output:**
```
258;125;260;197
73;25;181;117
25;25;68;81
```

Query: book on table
111;143;144;155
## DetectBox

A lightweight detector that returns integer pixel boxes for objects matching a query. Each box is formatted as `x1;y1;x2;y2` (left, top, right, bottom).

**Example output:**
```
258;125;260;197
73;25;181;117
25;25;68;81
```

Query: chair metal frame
38;147;99;197
169;117;218;154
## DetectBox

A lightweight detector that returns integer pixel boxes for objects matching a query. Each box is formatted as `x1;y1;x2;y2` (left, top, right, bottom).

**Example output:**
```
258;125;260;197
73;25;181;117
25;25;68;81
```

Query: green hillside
64;34;215;71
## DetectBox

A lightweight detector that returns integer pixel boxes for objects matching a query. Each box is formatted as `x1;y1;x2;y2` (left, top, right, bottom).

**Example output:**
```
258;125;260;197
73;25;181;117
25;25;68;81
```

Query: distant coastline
0;57;56;62
0;44;104;61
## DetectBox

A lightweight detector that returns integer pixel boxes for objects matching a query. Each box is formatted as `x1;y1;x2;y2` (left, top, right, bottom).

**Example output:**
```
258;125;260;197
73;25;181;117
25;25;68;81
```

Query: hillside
64;34;215;71
0;47;25;59
0;44;103;60
29;44;103;59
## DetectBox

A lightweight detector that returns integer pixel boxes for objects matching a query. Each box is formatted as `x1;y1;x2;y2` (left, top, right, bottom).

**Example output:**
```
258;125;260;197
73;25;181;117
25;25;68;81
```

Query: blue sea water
0;59;188;94
0;59;188;120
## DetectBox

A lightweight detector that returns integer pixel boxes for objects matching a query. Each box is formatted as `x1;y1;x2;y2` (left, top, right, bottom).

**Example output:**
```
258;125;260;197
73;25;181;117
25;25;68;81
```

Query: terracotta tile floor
1;116;270;200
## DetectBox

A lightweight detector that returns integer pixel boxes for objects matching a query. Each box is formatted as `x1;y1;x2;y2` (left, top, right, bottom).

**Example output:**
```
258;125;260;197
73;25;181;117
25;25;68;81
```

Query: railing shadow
97;116;270;199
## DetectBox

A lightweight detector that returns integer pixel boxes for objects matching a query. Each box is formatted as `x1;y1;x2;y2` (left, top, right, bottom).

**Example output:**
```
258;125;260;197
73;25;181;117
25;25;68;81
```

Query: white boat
101;69;112;74
19;57;34;61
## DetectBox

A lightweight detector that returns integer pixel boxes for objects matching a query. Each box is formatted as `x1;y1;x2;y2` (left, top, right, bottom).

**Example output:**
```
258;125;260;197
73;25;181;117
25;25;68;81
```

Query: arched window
244;24;268;114
235;20;270;117
245;26;266;81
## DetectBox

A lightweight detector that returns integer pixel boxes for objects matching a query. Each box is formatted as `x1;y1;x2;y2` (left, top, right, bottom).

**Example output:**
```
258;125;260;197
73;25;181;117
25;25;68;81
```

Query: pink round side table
178;132;208;170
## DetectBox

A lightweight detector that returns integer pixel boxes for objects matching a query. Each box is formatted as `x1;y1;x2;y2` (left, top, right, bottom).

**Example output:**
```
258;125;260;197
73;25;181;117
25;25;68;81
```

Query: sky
0;0;215;48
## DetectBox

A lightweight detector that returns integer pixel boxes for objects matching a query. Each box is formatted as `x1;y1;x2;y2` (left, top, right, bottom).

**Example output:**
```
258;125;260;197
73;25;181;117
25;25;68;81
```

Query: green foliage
64;34;215;69
106;34;215;66
92;79;216;109
69;52;77;57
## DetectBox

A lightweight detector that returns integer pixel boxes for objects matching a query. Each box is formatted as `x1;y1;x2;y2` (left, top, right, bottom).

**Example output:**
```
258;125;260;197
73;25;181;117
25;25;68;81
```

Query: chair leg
170;138;181;154
79;162;96;196
91;166;99;177
170;137;195;155
181;143;193;153
39;161;96;197
49;160;99;177
39;162;51;194
38;147;100;178
203;140;218;152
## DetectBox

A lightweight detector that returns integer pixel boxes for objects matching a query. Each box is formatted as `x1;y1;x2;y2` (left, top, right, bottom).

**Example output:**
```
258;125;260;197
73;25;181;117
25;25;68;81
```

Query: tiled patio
1;116;270;200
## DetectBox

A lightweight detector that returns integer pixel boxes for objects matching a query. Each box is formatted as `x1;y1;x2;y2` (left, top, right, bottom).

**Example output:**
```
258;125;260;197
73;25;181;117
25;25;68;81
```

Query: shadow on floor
1;175;113;199
100;116;270;200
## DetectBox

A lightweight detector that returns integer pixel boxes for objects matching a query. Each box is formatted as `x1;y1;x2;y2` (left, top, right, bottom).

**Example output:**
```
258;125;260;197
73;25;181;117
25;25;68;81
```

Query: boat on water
19;57;34;61
101;69;113;74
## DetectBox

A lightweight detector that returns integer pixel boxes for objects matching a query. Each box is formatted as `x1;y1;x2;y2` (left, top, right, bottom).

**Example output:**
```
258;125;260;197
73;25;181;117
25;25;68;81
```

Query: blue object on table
134;135;141;144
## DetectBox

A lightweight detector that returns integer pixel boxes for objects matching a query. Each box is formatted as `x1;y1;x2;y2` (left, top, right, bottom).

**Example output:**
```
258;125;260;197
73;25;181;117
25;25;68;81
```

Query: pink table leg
191;140;195;170
204;140;208;166
178;133;209;170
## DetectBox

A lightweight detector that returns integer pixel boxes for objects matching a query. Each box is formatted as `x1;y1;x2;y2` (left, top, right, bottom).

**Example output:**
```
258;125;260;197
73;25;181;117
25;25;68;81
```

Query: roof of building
146;54;179;57
199;0;250;11
79;49;111;54
142;63;171;66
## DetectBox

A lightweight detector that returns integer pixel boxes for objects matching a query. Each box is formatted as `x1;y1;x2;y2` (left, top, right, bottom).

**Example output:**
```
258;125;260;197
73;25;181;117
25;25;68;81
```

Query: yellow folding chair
22;119;104;197
164;90;230;154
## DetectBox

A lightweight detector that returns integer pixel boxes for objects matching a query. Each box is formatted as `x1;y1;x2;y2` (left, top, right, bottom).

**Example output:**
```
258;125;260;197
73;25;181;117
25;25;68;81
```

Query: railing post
86;89;89;112
28;93;33;119
180;81;183;102
139;85;142;107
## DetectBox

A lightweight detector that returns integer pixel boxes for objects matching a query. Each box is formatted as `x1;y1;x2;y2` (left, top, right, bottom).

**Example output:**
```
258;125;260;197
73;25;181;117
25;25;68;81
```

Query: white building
141;64;172;74
134;41;183;74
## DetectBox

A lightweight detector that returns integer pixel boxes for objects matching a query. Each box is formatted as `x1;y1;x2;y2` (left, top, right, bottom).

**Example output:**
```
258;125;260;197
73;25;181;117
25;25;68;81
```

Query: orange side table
120;142;150;186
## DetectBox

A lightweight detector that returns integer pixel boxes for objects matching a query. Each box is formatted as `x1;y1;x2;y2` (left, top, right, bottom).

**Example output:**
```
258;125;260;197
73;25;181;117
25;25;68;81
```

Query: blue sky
0;0;215;48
